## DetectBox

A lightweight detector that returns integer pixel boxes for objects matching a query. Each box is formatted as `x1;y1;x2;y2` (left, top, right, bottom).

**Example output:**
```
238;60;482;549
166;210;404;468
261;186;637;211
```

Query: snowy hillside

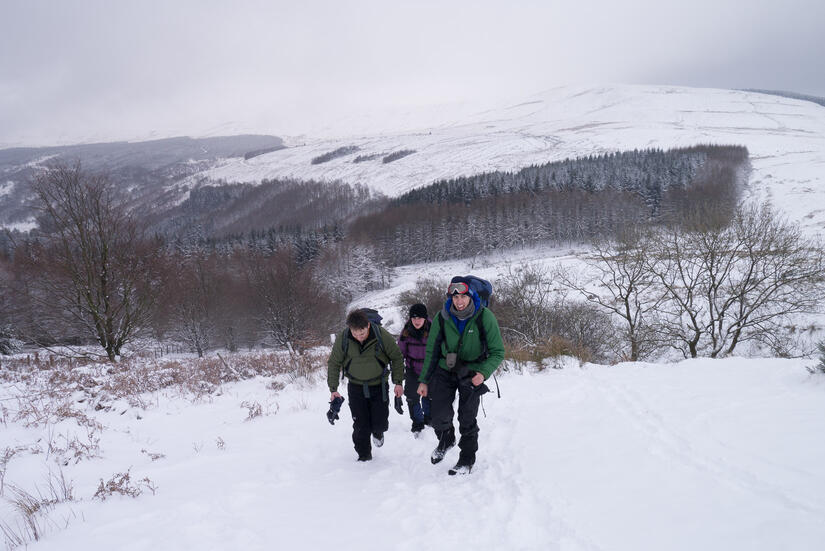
194;85;825;234
2;354;824;550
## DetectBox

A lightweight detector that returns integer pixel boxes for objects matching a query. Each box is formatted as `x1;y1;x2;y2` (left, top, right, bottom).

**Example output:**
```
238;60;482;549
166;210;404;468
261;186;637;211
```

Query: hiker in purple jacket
397;303;432;436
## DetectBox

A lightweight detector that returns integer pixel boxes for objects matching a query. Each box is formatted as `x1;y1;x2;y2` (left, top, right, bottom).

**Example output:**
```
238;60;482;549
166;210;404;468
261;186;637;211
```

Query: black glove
394;396;404;415
327;396;344;425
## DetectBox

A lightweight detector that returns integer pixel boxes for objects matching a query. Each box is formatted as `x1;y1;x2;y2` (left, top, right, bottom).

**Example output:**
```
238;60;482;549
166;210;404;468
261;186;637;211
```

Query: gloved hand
327;396;345;425
394;396;404;415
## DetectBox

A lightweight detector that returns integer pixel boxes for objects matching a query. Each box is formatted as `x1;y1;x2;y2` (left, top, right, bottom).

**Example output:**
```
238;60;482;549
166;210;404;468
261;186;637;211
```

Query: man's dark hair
346;309;370;329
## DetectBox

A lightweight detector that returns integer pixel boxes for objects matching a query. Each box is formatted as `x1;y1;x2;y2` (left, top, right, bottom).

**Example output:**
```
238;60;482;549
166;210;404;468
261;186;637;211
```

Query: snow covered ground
2;354;824;551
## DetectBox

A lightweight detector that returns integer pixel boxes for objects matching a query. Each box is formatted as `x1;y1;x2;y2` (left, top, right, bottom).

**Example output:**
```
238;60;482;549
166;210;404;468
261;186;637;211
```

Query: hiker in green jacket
328;309;404;461
417;277;505;474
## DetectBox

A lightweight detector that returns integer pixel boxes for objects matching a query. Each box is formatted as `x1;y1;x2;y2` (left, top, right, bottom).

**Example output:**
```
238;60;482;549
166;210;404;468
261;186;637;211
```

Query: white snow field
191;85;825;235
2;356;824;551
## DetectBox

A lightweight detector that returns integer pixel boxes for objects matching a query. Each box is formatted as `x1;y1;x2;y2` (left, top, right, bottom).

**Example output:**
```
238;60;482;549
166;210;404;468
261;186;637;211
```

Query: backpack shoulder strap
340;329;351;381
475;307;489;361
422;311;445;384
372;323;386;359
340;328;350;355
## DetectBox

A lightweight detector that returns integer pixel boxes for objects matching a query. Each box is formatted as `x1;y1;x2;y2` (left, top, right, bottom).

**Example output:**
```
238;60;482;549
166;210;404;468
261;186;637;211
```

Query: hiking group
327;275;505;475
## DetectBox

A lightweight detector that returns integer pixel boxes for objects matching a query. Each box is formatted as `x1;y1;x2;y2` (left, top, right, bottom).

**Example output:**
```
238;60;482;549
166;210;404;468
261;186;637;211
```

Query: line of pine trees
350;145;747;264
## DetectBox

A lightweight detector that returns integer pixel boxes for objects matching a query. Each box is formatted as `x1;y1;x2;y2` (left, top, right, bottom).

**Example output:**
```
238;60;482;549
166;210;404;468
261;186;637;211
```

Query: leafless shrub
267;379;286;392
53;402;102;430
646;204;825;358
46;426;102;466
538;336;590;363
558;227;662;361
499;349;531;370
1;471;75;547
2;349;326;426
216;437;225;450
496;263;618;363
810;340;825;374
284;345;321;383
398;277;446;322
4;486;47;544
1;447;21;495
140;477;157;496
558;203;825;360
96;350;326;400
12;393;102;436
1;521;27;550
93;469;155;501
501;356;528;375
241;400;263;421
45;469;74;503
140;449;166;461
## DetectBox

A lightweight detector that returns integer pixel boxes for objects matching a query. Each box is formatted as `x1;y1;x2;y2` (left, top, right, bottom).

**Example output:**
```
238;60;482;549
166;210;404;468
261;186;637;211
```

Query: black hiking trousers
429;367;482;464
347;381;389;457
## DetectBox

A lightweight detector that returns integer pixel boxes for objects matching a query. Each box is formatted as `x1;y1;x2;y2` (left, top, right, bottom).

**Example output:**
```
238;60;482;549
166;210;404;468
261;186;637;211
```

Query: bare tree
313;243;390;303
247;249;341;350
707;205;824;356
495;262;617;361
645;224;710;358
170;253;217;357
647;204;824;358
558;228;662;360
495;263;559;350
21;163;163;361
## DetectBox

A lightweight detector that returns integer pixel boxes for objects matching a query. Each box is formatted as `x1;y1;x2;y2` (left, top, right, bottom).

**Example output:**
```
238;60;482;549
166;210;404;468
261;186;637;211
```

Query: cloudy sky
2;0;823;147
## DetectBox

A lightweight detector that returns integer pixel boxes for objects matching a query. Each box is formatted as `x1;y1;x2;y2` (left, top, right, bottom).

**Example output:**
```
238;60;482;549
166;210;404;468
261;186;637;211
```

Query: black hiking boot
357;451;372;462
448;461;473;475
448;451;475;475
372;432;384;448
430;433;455;464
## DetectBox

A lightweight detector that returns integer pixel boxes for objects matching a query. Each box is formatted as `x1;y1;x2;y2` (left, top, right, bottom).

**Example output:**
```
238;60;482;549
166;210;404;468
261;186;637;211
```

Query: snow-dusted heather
189;85;825;235
2;353;824;551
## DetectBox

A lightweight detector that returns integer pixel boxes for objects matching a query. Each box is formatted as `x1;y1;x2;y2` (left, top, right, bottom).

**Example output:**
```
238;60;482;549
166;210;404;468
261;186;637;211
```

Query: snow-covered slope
196;85;825;234
3;356;824;550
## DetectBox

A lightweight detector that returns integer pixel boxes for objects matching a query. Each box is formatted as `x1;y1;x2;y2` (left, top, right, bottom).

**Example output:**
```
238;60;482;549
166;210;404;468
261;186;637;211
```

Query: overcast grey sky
2;0;823;147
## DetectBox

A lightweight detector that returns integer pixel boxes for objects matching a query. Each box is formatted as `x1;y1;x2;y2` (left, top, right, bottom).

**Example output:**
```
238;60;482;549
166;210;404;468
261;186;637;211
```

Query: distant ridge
741;88;825;108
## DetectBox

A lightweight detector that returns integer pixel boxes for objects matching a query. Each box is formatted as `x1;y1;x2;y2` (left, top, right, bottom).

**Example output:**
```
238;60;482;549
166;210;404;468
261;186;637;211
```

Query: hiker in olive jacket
417;278;505;474
328;309;404;461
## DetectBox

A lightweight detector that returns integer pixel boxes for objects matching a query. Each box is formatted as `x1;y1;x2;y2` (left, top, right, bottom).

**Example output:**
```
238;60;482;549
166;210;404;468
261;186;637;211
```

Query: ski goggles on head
447;282;469;296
